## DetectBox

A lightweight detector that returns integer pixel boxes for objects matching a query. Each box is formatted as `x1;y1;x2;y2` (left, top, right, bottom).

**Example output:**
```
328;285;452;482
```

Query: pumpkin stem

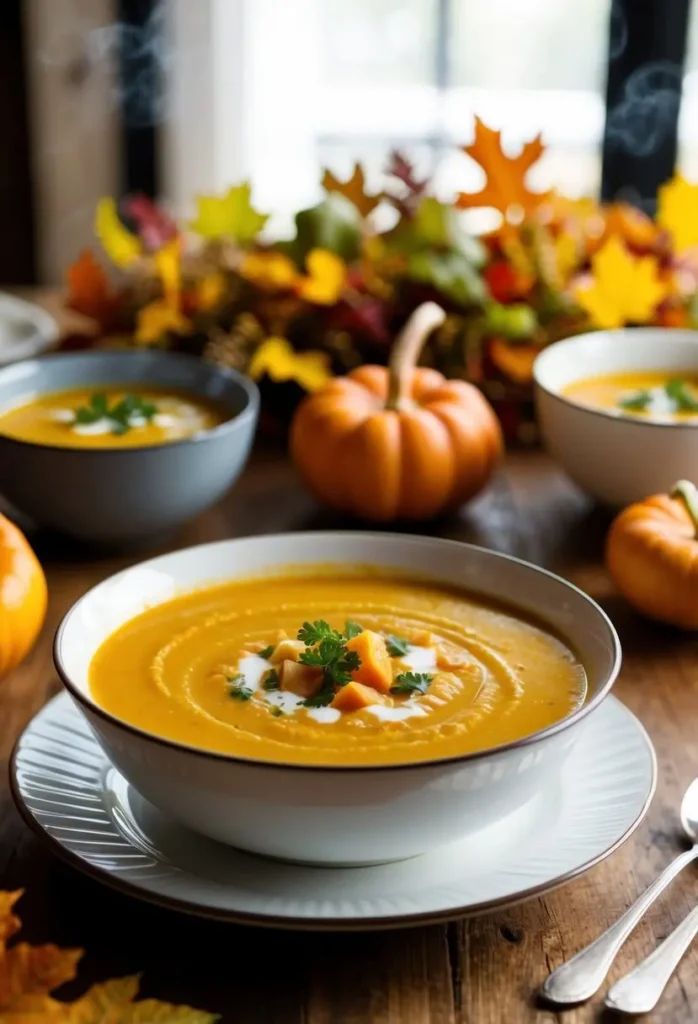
386;302;447;410
672;480;698;537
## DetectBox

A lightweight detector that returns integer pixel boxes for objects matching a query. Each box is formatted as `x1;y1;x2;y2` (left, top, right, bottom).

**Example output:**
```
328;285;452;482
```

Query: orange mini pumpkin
606;480;698;629
290;303;502;520
0;514;47;677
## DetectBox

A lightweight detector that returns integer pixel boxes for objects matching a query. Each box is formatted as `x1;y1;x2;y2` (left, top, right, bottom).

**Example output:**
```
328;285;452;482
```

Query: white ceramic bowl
55;532;620;866
534;328;698;507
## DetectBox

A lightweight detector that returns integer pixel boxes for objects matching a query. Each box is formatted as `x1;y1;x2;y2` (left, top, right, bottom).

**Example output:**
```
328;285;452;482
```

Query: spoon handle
605;903;698;1015
541;845;698;1005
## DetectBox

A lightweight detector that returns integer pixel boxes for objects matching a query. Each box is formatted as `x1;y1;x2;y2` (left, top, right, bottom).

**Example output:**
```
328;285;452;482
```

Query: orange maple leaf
65;251;118;328
457;117;552;218
321;163;382;218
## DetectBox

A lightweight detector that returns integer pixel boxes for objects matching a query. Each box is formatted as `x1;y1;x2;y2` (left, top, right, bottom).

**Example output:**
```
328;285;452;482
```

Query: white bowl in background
534;328;698;507
54;532;620;866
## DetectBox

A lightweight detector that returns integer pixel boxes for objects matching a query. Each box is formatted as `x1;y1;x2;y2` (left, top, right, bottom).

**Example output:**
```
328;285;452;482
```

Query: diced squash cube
331;681;387;712
436;645;469;670
279;659;323;698
243;640;267;653
270;639;305;664
410;629;435;647
346;630;392;694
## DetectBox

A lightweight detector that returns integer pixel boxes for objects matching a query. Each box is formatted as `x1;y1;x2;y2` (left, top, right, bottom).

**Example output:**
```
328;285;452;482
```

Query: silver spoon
541;778;698;1006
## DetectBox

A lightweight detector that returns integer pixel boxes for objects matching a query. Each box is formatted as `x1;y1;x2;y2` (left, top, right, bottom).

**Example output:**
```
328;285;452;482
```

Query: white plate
0;292;59;365
11;692;656;931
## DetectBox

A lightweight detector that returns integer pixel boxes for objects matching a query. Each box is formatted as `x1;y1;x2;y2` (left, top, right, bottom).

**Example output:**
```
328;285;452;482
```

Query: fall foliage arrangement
0;889;216;1021
63;116;698;442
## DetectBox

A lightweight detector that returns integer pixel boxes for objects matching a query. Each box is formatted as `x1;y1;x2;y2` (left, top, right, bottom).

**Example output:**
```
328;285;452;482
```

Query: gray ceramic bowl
0;351;259;545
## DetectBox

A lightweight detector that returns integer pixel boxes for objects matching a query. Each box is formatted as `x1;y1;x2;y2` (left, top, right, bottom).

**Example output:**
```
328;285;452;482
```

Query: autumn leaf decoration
457;116;552;219
322;163;382;218
189;183;269;243
248;336;332;392
0;889;217;1022
65;251;119;330
135;237;192;345
94;198;142;268
657;174;698;254
574;236;669;329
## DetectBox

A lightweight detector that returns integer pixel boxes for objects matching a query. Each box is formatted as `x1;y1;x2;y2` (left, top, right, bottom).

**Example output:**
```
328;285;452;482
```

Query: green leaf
73;392;159;435
258;645;275;659
228;676;254;700
270;706;284;717
302;685;336;708
665;378;698;412
283;194;362;264
619;389;652;412
407;250;488;307
385;634;409;657
262;669;279;691
390;671;433;696
297;620;338;645
482;302;538;340
344;620;363;640
189;182;269;244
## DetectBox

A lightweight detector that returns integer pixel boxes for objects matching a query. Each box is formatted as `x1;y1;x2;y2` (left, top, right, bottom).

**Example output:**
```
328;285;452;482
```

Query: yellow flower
657;174;698;254
248;337;332;391
241;251;299;291
574;236;668;329
135;301;191;345
95;197;141;268
297;249;347;305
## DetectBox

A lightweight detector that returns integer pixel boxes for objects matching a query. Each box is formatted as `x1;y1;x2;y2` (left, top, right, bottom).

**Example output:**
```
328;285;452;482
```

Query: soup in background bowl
0;351;258;545
0;385;227;449
56;532;620;865
534;329;698;507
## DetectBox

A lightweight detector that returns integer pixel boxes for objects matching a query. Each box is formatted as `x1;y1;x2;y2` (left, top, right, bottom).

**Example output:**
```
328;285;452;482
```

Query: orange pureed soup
89;571;587;766
562;371;698;422
0;386;227;449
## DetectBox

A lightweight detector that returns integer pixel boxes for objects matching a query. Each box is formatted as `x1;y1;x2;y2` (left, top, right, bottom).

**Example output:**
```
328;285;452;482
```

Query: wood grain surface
2;446;698;1024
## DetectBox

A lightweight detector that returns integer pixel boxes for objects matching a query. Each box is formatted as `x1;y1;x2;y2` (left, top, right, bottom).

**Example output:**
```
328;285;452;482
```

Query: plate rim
0;291;59;364
9;693;658;931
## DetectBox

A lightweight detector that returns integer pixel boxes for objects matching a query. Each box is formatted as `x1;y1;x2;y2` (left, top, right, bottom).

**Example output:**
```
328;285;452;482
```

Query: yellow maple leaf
0;894;217;1023
297;249;347;305
248;336;332;391
657;174;698;254
195;273;227;311
95;198;142;268
189;183;268;243
240;251;299;291
135;301;191;345
321;163;382;218
457;116;551;218
574;236;668;329
154;237;183;306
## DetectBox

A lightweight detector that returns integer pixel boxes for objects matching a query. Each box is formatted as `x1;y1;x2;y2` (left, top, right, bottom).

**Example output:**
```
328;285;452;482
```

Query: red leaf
123;193;179;251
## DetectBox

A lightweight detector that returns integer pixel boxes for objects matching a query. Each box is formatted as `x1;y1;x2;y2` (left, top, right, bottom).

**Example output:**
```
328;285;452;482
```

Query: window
165;0;612;236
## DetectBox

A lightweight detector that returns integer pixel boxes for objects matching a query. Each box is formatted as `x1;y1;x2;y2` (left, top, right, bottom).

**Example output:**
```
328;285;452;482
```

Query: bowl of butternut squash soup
55;532;620;865
0;350;258;545
535;329;698;507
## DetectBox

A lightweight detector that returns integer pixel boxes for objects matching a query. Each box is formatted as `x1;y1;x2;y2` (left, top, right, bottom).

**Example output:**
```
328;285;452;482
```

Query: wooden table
3;445;698;1023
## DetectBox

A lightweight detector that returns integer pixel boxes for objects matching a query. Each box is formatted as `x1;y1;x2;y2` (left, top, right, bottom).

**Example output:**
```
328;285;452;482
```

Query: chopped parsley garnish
618;379;698;415
344;620;363;639
73;392;158;435
619;390;652;412
385;634;410;657
296;619;362;705
390;671;433;696
665;378;698;412
262;669;279;690
270;706;284;717
227;674;254;700
258;644;276;659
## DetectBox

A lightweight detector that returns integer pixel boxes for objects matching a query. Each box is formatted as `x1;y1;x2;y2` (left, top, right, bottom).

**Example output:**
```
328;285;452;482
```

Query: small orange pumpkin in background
291;303;502;520
606;480;698;629
0;514;47;677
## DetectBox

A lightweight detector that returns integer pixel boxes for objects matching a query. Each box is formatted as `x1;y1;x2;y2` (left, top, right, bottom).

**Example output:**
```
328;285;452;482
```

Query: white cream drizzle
231;641;438;722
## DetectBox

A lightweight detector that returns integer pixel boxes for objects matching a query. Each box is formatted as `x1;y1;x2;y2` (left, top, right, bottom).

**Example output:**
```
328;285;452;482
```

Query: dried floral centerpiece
62;117;698;443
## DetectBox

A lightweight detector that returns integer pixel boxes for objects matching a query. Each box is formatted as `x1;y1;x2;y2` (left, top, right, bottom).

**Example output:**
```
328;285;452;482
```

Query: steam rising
605;61;682;158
